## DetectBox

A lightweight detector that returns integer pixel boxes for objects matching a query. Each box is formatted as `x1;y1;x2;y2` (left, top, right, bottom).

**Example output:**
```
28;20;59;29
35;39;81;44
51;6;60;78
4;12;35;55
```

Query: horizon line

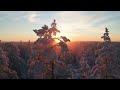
1;40;120;43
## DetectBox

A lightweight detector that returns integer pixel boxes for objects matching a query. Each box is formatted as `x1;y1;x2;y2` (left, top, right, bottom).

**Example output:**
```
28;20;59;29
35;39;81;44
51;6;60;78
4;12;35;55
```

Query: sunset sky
0;11;120;42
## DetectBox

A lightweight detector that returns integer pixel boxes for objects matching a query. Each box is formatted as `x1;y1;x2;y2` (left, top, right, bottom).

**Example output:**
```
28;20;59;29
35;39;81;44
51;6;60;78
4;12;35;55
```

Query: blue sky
0;11;120;42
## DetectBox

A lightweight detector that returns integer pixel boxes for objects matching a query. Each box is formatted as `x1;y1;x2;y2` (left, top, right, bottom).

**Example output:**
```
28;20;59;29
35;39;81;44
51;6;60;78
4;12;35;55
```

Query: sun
52;32;71;43
54;39;60;43
52;33;61;43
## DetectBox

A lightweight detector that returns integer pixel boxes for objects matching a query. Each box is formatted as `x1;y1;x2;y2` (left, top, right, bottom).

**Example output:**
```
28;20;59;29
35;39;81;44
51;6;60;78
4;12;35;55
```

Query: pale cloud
0;11;39;23
21;11;39;23
27;13;37;23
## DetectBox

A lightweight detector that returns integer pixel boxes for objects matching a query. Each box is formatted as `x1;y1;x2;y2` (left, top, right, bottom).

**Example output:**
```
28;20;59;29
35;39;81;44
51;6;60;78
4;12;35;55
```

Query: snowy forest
0;20;120;79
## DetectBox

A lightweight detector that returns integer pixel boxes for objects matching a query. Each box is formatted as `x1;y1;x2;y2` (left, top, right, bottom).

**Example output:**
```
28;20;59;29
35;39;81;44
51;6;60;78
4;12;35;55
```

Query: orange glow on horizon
1;32;120;42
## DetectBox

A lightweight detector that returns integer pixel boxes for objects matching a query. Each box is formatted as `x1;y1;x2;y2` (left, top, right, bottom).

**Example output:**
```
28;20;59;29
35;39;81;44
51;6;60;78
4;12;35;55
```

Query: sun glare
52;31;71;43
55;39;60;43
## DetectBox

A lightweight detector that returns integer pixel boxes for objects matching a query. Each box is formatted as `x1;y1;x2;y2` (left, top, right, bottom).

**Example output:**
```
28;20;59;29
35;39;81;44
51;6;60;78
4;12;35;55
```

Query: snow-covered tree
0;48;9;67
2;43;27;79
91;27;113;79
0;48;18;79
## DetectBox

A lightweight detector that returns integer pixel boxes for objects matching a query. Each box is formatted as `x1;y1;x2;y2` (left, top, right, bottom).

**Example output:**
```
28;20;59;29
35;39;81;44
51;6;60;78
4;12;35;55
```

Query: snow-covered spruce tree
27;20;64;79
2;42;27;79
109;43;120;78
90;27;114;79
0;48;18;79
56;37;75;67
79;56;91;79
0;48;9;67
28;20;73;79
71;55;91;79
18;40;33;61
27;53;52;79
